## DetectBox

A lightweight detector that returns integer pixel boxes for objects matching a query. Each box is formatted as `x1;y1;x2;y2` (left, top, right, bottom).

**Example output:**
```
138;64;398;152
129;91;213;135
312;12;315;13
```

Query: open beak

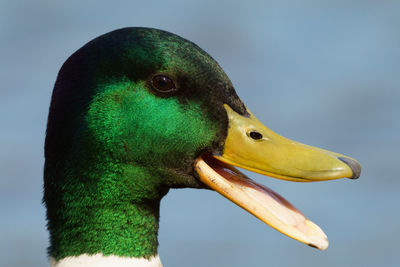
194;104;361;250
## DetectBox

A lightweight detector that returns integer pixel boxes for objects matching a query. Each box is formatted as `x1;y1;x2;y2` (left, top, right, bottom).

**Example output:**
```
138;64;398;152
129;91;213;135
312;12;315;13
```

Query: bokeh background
1;0;399;266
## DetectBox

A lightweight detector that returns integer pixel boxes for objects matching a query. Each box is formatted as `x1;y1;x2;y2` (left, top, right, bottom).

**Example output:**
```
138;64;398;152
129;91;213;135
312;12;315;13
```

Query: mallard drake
44;27;361;267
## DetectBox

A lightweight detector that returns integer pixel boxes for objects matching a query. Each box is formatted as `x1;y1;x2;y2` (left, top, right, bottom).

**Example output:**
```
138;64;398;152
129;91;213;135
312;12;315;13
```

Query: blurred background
1;0;399;266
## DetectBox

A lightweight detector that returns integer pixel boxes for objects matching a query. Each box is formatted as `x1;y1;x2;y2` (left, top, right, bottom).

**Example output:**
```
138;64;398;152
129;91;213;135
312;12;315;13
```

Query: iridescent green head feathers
44;27;247;259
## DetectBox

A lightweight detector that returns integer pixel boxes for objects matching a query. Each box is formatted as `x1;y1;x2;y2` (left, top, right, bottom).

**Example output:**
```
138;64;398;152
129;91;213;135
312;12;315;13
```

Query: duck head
44;27;360;260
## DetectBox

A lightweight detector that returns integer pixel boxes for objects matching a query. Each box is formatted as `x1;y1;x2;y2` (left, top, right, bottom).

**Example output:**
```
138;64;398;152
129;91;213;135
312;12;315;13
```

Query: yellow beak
195;104;361;250
217;105;360;182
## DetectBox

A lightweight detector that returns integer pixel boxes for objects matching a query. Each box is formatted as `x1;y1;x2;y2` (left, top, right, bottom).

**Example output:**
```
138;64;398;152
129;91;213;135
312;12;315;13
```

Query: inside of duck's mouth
196;152;302;214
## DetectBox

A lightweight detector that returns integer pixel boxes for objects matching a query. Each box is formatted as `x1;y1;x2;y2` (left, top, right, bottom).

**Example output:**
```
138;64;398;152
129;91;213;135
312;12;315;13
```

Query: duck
44;27;361;267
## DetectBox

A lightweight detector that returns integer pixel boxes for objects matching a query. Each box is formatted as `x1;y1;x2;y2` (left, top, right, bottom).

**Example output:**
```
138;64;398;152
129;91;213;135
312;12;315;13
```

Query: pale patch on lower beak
195;155;328;250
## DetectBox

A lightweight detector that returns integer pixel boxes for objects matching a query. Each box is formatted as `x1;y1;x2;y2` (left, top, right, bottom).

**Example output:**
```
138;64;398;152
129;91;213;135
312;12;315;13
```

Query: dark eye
249;131;263;140
151;75;176;92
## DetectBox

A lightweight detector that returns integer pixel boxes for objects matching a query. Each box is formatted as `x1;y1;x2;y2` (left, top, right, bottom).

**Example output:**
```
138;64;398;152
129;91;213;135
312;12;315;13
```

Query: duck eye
151;75;176;92
249;131;263;140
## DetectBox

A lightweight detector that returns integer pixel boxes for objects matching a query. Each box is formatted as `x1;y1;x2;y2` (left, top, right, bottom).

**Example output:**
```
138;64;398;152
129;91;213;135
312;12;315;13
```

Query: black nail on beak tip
307;243;318;249
338;157;361;179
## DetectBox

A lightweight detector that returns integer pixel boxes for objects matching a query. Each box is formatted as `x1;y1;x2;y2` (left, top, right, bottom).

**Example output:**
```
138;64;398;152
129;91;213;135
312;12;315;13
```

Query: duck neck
45;161;169;262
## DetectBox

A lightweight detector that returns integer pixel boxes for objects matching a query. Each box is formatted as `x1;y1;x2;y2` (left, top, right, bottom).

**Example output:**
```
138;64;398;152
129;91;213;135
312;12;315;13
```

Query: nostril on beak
338;157;361;179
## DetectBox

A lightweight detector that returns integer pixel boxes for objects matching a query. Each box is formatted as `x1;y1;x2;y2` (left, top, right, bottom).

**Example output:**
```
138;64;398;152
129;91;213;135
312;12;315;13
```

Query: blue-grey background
1;0;399;266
